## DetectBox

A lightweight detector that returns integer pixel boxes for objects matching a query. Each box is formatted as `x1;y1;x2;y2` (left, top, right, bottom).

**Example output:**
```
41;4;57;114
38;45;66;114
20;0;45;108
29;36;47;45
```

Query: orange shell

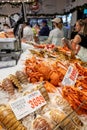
49;71;59;86
44;81;57;93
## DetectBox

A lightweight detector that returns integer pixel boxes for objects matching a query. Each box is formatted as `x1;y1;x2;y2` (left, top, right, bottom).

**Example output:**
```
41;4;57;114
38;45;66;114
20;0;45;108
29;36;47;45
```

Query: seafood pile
62;86;87;115
0;71;29;95
25;56;67;87
0;44;86;130
0;105;26;130
32;116;52;130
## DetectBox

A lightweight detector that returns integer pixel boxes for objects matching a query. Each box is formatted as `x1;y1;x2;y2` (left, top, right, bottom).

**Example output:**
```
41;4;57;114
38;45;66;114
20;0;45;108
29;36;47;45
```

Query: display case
0;38;22;68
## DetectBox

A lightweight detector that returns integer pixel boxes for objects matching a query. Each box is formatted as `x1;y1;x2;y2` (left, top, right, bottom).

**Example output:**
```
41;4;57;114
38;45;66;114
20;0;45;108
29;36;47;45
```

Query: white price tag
62;65;78;86
9;90;46;120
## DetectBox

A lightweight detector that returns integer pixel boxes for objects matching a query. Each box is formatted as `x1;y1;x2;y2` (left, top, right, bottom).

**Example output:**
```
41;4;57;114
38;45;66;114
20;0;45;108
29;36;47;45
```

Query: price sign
26;91;46;110
62;65;78;86
10;90;46;120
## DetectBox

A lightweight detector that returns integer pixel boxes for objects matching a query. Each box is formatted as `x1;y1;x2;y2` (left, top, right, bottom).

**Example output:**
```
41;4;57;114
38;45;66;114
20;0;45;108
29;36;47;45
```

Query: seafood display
35;84;49;102
0;105;26;130
0;44;86;130
16;71;28;84
9;74;22;92
2;78;14;95
50;109;66;124
32;116;52;130
25;57;66;86
62;86;87;115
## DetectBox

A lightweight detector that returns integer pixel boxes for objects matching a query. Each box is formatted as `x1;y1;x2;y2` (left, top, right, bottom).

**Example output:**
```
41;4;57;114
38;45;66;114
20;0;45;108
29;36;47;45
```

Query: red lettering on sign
69;69;77;81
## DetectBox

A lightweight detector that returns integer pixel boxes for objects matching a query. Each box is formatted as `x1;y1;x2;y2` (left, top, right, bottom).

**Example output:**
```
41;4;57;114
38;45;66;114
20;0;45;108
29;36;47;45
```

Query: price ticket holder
9;90;46;120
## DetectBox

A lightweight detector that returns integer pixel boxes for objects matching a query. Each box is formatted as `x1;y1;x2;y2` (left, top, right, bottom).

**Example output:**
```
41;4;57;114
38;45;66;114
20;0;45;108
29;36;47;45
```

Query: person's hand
61;37;69;46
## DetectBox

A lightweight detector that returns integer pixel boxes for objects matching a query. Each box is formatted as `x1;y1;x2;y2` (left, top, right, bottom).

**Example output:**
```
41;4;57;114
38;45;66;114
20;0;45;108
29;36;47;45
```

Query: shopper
33;23;40;35
32;23;40;42
22;21;34;42
63;19;87;62
46;17;64;46
3;23;10;31
70;24;78;39
39;19;50;36
39;19;50;41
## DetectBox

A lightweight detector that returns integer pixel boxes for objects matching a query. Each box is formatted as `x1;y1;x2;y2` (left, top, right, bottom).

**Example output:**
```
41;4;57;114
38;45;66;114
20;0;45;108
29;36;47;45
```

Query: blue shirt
39;25;50;36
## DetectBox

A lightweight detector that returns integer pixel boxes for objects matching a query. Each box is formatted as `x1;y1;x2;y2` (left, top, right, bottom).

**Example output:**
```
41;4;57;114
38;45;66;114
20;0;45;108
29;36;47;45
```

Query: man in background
39;19;50;41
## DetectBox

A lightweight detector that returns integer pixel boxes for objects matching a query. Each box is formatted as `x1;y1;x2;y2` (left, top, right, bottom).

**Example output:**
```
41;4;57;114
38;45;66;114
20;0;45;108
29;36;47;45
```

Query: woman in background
22;21;34;42
63;19;87;62
46;17;64;46
70;24;78;39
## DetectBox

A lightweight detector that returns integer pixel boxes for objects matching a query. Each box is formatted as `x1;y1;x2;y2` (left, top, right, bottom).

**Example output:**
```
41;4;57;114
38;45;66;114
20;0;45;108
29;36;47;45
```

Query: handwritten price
10;90;46;120
28;95;45;108
69;68;77;81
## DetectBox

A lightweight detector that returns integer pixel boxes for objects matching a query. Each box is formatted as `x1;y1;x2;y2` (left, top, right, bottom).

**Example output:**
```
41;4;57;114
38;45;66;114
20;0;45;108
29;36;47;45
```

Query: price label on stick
62;65;78;86
9;90;46;120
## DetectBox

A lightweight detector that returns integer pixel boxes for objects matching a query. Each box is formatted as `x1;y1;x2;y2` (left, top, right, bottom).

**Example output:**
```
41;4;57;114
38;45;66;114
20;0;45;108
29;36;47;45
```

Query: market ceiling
0;0;35;2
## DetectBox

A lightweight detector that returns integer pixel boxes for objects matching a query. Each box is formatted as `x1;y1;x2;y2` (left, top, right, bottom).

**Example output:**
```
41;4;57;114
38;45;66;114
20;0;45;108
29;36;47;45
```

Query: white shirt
23;26;34;41
48;28;64;46
76;46;87;62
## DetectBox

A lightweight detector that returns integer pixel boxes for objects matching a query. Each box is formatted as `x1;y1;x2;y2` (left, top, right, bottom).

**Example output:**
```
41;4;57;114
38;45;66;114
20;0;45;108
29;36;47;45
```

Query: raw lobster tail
16;71;28;84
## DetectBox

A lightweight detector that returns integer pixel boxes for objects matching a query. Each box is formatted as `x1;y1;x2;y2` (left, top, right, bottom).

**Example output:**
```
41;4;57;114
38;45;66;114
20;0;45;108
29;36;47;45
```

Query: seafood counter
0;43;87;130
